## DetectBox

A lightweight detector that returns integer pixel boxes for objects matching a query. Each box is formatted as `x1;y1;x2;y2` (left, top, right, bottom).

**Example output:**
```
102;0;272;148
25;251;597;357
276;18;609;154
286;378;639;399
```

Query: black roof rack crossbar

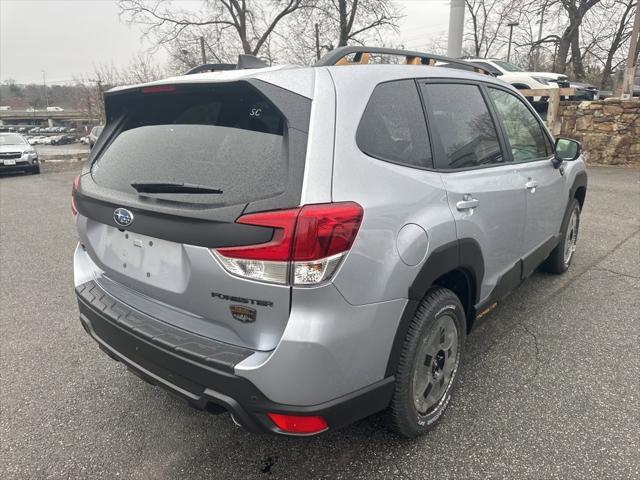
314;46;495;76
185;54;269;75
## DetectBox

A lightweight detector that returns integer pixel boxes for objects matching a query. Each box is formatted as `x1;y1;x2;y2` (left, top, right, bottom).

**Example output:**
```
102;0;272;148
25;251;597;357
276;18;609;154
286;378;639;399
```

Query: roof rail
315;46;494;76
185;54;269;75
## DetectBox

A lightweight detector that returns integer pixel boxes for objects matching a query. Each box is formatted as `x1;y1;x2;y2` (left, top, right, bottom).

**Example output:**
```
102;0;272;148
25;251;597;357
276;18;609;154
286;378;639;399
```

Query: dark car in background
569;82;599;100
51;134;76;145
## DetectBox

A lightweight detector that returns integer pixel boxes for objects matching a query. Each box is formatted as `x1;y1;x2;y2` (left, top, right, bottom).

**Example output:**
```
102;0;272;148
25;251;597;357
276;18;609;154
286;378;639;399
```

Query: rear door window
420;83;505;170
92;84;288;206
356;80;432;169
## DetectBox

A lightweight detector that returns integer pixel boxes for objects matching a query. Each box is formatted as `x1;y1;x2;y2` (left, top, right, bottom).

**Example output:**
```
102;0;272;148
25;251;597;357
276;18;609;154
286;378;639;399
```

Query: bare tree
119;0;307;65
582;0;637;87
125;52;167;83
275;0;399;64
332;0;398;47
73;55;166;123
551;0;602;76
407;34;449;56
463;0;526;58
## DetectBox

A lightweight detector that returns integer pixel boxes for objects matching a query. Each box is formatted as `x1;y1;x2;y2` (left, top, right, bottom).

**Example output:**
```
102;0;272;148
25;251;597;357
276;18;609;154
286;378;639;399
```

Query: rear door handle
525;179;538;193
456;195;479;211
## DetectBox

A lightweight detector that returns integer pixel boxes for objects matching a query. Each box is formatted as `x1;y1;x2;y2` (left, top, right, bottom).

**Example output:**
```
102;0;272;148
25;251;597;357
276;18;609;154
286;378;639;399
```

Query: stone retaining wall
558;98;640;166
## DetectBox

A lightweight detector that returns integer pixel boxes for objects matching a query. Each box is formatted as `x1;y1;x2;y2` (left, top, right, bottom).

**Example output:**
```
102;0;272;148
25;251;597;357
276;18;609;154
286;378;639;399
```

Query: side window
489;88;552;162
420;83;504;169
356;80;432;169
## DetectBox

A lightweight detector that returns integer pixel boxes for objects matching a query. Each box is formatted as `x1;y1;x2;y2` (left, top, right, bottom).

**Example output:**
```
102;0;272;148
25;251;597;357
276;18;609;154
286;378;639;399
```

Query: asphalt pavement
35;143;89;158
1;163;638;479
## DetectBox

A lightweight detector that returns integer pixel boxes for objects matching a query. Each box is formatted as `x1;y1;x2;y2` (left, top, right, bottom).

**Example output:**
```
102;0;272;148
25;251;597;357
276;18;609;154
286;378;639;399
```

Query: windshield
91;126;103;136
493;60;525;72
0;134;26;145
92;84;288;206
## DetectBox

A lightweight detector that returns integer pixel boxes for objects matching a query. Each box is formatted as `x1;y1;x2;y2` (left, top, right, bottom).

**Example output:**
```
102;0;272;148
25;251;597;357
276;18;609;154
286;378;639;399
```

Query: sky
0;0;451;85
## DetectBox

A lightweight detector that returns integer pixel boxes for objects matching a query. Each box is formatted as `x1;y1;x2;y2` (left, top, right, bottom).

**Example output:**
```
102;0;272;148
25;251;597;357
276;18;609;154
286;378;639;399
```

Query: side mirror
553;137;581;168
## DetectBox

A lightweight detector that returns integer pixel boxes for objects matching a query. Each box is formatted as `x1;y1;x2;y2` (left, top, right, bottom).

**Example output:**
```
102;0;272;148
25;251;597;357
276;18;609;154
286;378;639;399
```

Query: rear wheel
543;199;580;274
387;288;465;437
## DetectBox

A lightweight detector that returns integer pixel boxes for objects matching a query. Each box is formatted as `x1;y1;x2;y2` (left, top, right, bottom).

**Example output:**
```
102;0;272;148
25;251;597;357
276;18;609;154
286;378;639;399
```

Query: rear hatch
75;80;311;351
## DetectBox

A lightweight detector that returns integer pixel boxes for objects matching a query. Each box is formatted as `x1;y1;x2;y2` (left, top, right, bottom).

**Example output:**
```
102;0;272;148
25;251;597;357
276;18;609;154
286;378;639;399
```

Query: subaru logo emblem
113;208;134;227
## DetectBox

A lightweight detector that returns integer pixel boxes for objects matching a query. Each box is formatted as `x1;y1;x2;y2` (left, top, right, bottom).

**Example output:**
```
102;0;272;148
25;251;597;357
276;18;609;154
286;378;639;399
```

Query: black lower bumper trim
0;163;36;173
76;282;394;434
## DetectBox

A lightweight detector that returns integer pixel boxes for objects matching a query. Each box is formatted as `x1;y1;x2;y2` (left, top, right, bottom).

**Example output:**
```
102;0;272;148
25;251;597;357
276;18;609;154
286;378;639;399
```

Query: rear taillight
71;175;79;216
212;202;363;285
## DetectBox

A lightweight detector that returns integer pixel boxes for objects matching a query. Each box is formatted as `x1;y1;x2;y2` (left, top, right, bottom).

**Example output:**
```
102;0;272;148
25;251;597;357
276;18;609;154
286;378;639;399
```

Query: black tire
387;288;466;438
542;199;581;274
31;165;40;175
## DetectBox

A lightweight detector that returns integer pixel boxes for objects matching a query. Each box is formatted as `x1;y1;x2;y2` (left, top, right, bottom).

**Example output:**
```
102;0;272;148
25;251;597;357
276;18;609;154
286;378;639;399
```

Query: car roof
464;58;501;62
107;63;511;101
0;132;27;139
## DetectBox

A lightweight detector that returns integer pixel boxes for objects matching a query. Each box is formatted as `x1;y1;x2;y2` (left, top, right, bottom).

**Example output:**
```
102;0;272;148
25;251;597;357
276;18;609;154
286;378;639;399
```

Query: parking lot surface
35;143;89;157
1;163;638;479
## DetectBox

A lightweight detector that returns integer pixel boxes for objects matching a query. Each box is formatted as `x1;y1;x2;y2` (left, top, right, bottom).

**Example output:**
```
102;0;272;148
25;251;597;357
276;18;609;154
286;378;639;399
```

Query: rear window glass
356;80;432;169
91;84;287;205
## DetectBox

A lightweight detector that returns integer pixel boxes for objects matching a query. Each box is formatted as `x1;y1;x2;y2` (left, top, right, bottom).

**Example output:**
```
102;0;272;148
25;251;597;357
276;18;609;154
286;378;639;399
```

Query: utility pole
42;70;49;108
507;22;519;62
199;36;207;64
96;79;104;123
86;92;92;122
535;4;546;70
619;4;639;98
315;23;321;61
88;78;105;124
447;0;465;58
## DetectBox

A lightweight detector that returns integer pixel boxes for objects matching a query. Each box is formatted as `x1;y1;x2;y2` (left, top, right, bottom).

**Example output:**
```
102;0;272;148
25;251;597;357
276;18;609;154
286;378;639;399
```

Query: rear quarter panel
327;68;457;306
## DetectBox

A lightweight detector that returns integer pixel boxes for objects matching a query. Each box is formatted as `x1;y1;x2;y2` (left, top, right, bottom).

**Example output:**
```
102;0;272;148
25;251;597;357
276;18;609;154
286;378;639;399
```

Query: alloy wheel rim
564;209;579;265
412;314;459;415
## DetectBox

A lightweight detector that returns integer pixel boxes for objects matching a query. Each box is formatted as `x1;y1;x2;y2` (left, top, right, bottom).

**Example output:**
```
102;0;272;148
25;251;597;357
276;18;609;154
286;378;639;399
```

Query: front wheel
386;288;465;437
543;199;581;274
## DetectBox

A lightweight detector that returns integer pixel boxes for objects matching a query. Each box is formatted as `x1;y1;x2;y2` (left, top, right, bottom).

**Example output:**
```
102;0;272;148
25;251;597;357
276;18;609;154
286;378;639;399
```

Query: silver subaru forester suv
73;47;587;437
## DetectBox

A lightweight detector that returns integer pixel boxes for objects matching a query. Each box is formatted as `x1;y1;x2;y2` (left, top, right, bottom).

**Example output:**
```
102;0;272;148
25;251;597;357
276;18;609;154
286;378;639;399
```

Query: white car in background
463;58;569;101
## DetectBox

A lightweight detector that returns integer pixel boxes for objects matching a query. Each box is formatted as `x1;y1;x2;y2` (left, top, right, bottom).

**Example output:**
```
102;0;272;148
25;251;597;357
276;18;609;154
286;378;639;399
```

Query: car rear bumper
76;280;394;435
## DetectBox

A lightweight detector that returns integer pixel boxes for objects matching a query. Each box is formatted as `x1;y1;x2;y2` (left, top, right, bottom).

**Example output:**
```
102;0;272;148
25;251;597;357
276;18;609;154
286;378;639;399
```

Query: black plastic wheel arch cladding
570;171;587;208
385;239;484;377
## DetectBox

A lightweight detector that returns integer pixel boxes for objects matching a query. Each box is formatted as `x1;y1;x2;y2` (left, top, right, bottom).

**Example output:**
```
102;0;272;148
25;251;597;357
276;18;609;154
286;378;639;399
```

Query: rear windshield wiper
130;181;223;194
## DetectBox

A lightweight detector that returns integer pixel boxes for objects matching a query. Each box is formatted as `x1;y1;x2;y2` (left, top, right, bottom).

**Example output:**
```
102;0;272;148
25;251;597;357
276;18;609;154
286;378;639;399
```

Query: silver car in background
0;132;40;174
